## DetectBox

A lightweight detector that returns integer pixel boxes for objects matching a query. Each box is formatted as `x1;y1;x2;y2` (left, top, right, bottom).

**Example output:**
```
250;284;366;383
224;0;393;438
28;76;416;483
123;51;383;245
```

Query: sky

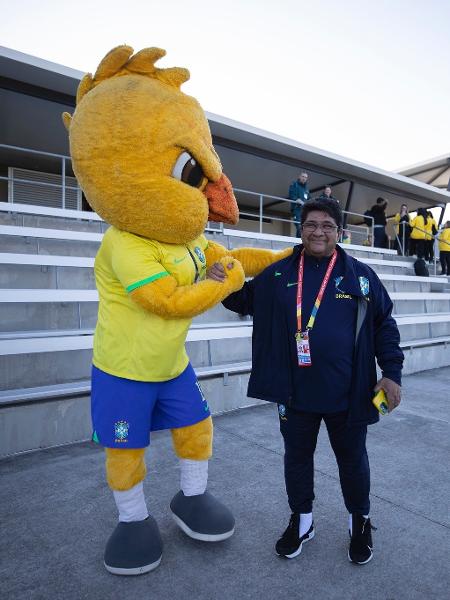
2;0;450;172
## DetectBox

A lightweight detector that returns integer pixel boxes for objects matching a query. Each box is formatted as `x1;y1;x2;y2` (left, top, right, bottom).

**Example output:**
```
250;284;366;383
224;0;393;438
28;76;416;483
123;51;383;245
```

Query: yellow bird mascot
63;45;291;575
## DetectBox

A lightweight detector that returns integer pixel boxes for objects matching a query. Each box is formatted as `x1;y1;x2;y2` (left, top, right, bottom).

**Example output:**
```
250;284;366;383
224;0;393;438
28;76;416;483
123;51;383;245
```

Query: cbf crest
194;246;206;264
278;404;287;421
114;420;129;443
359;276;369;296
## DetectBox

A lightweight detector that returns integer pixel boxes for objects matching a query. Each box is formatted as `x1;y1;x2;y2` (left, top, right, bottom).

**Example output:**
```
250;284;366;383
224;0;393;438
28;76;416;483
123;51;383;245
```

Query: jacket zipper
186;246;200;283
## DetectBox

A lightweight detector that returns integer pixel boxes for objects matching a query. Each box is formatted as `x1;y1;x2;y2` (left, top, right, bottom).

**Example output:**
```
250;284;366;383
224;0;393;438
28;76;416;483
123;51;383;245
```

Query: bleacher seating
1;202;449;456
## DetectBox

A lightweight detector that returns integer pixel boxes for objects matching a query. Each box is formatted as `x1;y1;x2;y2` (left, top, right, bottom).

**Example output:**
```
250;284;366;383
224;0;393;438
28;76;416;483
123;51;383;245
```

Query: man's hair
376;196;387;205
300;171;308;177
301;198;343;228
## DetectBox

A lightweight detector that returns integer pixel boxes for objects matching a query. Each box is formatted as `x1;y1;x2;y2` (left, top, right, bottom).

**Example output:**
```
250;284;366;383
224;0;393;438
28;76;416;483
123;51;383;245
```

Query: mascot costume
63;45;292;575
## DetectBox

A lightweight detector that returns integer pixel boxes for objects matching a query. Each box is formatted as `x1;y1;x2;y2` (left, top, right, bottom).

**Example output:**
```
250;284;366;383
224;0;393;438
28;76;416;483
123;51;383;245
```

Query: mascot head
63;45;239;244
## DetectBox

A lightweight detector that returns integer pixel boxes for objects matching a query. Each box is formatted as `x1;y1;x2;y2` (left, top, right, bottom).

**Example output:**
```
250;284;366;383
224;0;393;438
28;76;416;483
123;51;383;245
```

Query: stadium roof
1;46;450;219
398;154;450;191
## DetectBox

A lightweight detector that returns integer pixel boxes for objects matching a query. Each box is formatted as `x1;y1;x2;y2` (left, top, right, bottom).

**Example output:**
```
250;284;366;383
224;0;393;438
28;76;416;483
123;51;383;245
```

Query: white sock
349;513;369;535
180;458;208;496
113;481;149;522
299;512;313;537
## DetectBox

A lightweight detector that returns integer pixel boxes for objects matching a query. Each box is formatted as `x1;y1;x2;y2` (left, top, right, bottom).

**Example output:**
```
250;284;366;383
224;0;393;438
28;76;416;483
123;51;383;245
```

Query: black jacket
223;245;404;425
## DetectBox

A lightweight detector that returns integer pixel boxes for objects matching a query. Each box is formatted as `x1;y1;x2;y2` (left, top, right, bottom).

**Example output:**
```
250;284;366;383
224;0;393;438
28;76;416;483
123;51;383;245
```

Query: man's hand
206;261;233;282
374;377;401;412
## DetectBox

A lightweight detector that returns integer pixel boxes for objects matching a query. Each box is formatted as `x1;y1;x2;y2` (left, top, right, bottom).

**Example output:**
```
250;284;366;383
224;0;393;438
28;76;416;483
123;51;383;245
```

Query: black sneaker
348;514;375;565
275;513;315;559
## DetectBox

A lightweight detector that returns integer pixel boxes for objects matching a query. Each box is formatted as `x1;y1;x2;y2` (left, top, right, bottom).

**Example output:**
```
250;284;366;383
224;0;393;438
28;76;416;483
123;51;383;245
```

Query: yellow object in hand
373;389;389;415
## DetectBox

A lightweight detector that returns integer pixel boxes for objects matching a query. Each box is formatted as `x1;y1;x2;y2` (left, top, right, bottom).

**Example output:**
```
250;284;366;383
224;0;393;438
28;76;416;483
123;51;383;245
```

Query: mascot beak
205;173;239;225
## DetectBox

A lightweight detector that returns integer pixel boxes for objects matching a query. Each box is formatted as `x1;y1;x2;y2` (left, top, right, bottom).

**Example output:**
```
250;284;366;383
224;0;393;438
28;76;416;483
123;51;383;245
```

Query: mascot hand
217;256;245;294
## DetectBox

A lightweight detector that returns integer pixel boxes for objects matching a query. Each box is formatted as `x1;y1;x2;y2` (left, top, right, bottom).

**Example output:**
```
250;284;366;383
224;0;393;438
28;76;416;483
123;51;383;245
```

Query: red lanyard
296;249;337;332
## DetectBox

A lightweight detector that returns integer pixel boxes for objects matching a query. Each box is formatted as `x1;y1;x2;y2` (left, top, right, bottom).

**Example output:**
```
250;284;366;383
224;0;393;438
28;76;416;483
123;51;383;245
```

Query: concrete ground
1;367;449;600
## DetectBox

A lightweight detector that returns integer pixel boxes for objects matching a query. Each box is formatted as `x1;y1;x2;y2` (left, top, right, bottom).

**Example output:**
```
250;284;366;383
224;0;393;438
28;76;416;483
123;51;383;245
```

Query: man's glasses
302;221;338;233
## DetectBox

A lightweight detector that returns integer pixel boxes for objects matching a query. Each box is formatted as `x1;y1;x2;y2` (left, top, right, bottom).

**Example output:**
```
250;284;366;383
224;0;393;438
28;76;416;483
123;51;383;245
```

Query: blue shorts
91;363;210;448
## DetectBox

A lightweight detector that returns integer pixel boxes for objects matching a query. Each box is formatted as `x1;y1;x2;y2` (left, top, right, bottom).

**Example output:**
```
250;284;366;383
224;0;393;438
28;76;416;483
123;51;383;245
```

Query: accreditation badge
296;330;312;367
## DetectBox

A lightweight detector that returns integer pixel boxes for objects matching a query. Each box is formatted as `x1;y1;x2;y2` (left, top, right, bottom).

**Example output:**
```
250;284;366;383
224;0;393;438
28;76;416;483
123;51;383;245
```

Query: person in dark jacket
369;197;389;248
289;172;310;237
317;185;339;203
220;198;403;565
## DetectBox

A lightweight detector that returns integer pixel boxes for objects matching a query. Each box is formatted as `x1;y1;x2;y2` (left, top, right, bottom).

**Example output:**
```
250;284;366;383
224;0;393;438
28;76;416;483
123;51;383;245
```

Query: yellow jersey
410;216;427;240
438;227;450;252
424;217;437;241
93;226;208;381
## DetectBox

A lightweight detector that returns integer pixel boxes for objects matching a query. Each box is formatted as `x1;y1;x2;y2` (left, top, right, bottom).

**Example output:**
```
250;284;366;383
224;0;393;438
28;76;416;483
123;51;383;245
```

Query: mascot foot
170;491;235;542
104;516;163;576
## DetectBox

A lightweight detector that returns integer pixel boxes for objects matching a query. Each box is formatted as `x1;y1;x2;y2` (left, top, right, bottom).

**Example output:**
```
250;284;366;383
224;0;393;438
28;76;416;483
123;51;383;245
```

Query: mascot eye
172;151;205;188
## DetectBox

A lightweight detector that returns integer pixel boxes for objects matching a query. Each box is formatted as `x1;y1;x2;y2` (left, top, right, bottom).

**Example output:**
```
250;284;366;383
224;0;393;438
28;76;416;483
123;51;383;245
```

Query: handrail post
61;157;66;210
259;194;263;233
8;167;14;204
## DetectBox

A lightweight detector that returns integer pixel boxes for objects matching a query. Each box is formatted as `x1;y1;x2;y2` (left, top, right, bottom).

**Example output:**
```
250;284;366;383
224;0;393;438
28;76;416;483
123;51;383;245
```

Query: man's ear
62;112;72;131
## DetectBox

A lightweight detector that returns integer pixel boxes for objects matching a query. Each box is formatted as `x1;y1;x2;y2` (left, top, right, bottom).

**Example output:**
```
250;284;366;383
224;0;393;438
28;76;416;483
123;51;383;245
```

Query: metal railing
0;144;81;210
406;224;450;275
234;187;375;246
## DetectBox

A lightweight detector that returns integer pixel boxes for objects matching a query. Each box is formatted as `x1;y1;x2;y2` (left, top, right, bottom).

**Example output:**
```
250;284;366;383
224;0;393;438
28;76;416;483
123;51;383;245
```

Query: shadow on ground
1;368;449;599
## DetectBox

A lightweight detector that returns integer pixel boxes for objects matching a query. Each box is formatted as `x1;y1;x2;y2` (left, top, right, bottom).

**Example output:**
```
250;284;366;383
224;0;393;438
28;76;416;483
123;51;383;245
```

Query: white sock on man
180;458;208;496
349;513;369;535
299;512;313;537
113;481;149;522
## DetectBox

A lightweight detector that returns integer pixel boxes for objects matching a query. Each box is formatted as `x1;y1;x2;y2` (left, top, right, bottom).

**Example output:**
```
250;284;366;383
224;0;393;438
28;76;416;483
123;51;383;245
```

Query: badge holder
296;330;312;367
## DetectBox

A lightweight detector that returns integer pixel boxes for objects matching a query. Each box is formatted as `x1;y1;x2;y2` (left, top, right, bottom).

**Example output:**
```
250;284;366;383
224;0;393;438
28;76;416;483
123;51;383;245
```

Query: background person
318;185;339;203
393;204;411;255
370;197;389;248
410;207;429;260
425;211;438;264
438;221;450;276
289;171;311;237
222;198;403;566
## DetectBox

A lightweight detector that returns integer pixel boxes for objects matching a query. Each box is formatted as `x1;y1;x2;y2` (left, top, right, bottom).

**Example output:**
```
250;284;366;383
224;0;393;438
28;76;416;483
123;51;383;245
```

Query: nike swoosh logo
275;272;282;276
174;257;186;264
287;282;298;287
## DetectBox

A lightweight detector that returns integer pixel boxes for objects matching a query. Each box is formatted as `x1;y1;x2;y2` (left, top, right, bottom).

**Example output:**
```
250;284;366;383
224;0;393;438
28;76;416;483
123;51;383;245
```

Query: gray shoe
104;516;163;576
170;491;235;542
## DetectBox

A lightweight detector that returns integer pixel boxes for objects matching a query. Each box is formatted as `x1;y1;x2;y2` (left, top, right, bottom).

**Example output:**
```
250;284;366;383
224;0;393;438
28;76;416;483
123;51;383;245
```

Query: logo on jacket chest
334;275;352;299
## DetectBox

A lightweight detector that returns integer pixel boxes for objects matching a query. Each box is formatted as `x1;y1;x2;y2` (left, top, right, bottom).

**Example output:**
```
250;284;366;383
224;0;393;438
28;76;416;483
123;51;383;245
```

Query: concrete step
4;253;439;291
0;323;253;390
396;313;450;341
2;314;450;388
0;263;96;289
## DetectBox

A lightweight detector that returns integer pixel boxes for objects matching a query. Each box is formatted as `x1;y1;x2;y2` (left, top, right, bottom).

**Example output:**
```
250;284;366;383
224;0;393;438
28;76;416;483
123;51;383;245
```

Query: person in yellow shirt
438;221;450;275
409;207;429;260
425;211;438;263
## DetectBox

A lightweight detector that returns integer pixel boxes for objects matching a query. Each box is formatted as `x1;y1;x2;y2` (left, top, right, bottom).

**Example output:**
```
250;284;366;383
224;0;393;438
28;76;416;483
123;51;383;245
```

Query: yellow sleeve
111;231;169;293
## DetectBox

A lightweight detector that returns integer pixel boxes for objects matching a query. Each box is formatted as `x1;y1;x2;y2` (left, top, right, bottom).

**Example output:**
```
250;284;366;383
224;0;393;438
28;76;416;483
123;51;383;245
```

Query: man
318;185;339;203
220;198;403;565
369;197;388;248
289;171;310;237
